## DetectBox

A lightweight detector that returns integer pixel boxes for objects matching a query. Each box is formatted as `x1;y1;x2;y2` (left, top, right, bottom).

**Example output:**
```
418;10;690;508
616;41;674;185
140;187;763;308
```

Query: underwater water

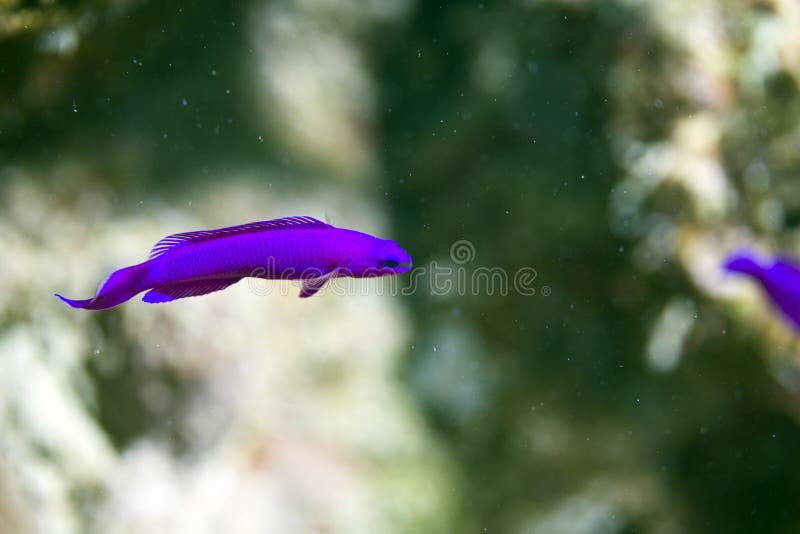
3;1;800;532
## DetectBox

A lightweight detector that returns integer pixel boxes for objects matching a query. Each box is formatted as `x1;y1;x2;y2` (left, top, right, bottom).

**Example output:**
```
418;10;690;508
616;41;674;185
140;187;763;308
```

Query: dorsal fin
149;216;333;259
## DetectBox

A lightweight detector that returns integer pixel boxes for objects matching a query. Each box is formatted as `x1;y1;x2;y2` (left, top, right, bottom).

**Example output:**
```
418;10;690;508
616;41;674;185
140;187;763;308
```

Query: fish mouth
375;259;412;276
395;251;412;273
398;250;412;268
394;261;412;274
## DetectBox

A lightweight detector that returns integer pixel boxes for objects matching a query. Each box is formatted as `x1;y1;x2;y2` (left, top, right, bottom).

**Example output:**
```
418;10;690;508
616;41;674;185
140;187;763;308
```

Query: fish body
56;216;412;309
723;249;800;331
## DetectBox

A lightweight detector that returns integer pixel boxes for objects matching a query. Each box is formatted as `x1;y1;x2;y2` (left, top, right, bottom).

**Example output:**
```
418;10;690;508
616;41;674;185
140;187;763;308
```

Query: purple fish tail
721;249;800;332
56;262;151;310
723;250;763;278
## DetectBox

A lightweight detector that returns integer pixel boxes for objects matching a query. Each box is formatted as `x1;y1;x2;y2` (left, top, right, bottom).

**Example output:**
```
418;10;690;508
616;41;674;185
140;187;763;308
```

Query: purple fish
723;249;800;331
56;216;412;309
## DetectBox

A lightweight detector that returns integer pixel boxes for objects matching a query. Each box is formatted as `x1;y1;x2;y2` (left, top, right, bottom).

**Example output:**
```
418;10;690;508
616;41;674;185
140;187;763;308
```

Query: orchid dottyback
723;249;800;331
56;216;412;309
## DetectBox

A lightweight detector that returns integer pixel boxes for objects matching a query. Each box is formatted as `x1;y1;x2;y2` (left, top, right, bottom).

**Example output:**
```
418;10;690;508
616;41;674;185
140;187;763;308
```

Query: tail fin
56;262;150;310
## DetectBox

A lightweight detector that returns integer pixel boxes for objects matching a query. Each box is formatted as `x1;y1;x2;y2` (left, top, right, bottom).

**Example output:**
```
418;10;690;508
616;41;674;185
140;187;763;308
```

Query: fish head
346;238;412;277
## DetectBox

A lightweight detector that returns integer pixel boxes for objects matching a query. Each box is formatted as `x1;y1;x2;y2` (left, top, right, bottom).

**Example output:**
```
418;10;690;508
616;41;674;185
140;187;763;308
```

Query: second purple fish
723;249;800;331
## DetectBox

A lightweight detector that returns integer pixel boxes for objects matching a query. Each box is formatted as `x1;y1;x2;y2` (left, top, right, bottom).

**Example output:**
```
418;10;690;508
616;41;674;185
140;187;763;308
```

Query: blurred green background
3;0;800;532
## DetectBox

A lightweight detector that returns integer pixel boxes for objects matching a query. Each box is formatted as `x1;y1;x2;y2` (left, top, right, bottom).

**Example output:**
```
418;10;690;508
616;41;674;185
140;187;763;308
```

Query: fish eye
380;258;400;268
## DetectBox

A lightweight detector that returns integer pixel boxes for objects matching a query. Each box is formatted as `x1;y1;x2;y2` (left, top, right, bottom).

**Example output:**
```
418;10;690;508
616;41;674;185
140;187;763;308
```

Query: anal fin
143;278;241;304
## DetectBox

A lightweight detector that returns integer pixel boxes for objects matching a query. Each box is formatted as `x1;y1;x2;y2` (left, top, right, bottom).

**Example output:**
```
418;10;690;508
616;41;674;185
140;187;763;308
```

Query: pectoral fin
299;270;338;298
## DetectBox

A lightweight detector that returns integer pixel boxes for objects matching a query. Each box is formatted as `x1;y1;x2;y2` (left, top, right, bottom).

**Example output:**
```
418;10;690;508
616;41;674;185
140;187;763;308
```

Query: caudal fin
56;262;150;310
54;294;94;308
